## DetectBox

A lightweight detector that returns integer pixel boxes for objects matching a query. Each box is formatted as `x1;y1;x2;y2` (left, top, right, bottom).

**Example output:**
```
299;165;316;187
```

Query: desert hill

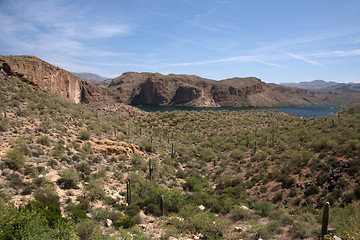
0;55;359;239
2;55;360;108
0;55;110;104
109;72;332;107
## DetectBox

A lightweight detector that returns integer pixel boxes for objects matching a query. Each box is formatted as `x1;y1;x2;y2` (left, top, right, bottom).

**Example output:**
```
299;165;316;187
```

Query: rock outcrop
0;55;110;104
109;72;331;107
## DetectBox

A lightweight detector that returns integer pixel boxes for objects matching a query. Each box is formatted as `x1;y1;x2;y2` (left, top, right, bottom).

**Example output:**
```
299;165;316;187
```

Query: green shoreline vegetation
0;76;359;239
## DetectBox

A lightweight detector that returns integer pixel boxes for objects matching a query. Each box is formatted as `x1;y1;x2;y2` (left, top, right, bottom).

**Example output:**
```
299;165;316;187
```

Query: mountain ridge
0;55;111;104
109;72;331;107
1;55;360;107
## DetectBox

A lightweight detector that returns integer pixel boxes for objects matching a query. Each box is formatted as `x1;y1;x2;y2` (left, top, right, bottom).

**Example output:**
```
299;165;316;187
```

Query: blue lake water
134;104;340;118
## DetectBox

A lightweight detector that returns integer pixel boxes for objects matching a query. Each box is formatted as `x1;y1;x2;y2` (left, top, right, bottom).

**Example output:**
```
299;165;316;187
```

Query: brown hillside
0;55;110;103
109;72;332;107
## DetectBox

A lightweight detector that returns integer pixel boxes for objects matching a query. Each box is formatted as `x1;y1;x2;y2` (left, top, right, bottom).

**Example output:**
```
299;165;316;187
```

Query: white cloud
0;0;132;57
288;53;321;66
168;55;286;68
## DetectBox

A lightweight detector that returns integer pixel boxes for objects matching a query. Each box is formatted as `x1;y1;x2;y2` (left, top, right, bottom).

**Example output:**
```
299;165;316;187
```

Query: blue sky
0;0;360;83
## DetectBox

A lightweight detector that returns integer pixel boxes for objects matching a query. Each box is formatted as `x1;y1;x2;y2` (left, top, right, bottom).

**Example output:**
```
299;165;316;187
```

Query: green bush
78;130;91;140
183;177;208;192
304;184;320;197
230;205;251;221
113;215;135;229
0;118;9;131
58;167;80;189
0;198;79;239
252;201;274;217
75;220;98;240
36;134;51;146
68;204;87;223
34;183;60;205
4;147;26;169
85;178;105;201
354;185;360;199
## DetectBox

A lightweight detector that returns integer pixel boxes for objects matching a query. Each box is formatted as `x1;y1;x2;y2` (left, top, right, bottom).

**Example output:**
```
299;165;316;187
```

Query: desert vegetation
0;75;359;239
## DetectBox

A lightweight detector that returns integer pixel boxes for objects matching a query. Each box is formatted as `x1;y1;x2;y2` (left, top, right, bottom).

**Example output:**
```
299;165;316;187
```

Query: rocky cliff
0;55;110;103
109;72;331;107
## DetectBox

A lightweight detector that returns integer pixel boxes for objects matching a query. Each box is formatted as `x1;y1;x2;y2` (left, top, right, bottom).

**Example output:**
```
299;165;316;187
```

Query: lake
134;104;340;118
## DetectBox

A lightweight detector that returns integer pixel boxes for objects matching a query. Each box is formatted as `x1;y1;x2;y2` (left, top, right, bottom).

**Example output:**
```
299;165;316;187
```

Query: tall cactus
149;159;154;181
160;195;164;216
321;202;330;239
126;178;131;204
171;143;175;158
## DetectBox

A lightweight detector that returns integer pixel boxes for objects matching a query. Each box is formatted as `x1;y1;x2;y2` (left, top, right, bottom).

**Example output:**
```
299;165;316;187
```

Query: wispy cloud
288;49;360;65
168;55;286;68
0;0;131;57
288;53;321;66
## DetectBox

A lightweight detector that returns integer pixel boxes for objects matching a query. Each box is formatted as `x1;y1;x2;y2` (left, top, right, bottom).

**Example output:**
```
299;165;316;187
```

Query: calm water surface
135;104;340;118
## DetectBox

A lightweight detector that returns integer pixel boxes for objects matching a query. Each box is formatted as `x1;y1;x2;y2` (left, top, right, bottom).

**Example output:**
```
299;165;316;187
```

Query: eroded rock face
109;72;328;107
172;86;201;104
0;55;110;104
131;76;168;105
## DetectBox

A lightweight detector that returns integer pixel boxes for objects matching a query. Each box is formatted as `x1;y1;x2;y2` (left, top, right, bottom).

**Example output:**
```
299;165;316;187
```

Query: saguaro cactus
321;202;330;239
126;179;131;204
149;159;154;181
171;143;175;158
160;195;164;216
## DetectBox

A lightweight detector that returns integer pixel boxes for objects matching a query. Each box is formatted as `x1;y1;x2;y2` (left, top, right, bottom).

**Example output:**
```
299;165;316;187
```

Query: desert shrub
252;201;274;217
51;140;65;158
140;138;155;153
354;185;360;199
291;222;314;239
125;204;140;217
76;162;92;177
36;134;51;146
251;151;267;162
92;167;107;180
113;215;135;229
279;176;296;188
0;198;78;239
103;196;117;206
0;118;9;131
188;212;231;239
68;204;87;223
215;174;245;190
75;220;98;240
7;172;25;190
183;176;208;192
199;147;215;162
304;184;319;197
316;171;330;186
273;192;283;203
311;137;330;152
230;149;244;160
131;154;146;171
81;142;93;155
58;167;80;189
34;183;60;205
343;193;354;204
78;130;91;140
4;147;26;169
230;205;251;221
91;208;110;221
141;187;184;216
85;178;105;201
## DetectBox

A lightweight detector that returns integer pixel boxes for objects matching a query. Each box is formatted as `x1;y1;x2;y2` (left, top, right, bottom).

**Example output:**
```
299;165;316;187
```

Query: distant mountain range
72;72;112;87
280;80;353;89
1;55;360;107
